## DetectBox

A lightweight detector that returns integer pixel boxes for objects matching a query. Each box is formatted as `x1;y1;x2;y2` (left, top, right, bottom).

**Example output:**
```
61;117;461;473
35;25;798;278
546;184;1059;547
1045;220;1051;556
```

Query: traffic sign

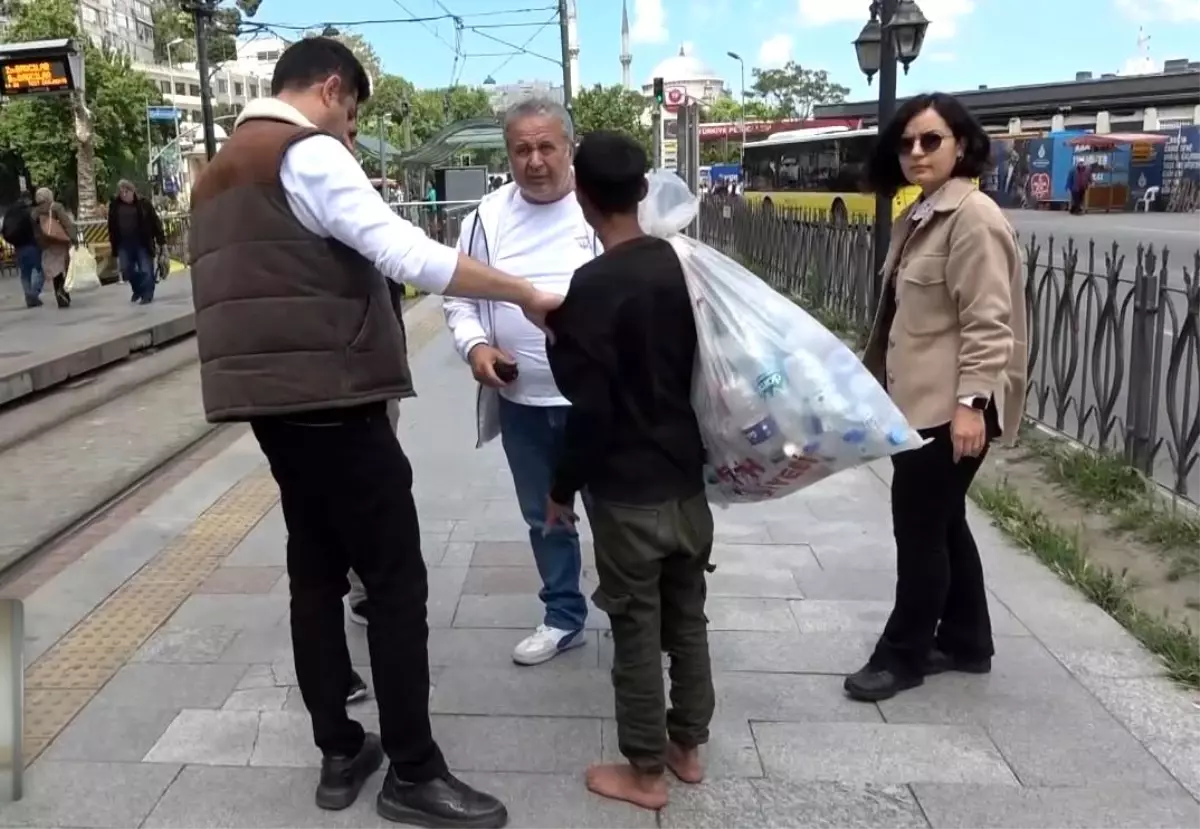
147;106;181;122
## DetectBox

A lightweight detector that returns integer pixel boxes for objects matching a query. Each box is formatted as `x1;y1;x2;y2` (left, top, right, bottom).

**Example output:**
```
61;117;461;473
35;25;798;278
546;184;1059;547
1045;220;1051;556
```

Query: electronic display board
1;57;73;96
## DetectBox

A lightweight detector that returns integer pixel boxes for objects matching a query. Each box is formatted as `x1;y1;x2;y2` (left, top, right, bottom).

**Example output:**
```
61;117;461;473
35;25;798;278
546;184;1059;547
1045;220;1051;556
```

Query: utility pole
183;0;219;160
378;113;389;202
557;0;572;111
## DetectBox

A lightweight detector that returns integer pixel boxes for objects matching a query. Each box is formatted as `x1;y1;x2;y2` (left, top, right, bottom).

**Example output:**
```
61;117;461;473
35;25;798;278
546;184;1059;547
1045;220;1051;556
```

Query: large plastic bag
65;246;100;293
640;170;925;504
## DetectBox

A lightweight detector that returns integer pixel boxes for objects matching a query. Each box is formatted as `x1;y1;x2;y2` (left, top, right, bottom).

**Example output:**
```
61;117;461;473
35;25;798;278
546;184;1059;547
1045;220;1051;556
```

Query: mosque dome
645;44;722;86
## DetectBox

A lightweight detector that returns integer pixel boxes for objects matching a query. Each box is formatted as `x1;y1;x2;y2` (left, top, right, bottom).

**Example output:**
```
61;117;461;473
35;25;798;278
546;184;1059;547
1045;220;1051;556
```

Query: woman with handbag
31;187;78;309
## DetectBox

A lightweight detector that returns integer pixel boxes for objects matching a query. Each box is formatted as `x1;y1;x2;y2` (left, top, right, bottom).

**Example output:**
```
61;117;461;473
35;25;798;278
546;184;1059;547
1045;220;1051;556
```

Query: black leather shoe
315;732;384;811
843;663;923;702
925;648;992;676
377;766;508;828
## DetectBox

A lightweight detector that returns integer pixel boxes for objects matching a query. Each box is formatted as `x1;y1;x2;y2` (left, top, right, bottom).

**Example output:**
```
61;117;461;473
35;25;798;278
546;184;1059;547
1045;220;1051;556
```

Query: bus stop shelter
397;117;506;168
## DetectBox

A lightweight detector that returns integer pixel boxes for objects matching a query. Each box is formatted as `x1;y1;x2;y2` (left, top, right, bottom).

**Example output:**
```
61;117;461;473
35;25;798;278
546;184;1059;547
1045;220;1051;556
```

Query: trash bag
640;170;925;504
64;246;100;293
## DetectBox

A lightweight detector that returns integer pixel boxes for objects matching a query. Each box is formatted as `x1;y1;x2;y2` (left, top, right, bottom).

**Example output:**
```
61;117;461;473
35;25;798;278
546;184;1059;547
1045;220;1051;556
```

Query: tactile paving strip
22;471;280;763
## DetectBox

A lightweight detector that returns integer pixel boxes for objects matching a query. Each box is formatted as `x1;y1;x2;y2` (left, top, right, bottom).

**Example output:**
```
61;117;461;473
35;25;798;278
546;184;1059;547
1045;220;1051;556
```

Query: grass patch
787;292;865;346
1024;434;1200;581
971;478;1200;689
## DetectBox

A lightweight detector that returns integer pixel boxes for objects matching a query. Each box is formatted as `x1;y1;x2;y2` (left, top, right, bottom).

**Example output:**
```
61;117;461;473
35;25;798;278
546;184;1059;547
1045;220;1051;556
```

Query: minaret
620;0;632;90
567;0;581;98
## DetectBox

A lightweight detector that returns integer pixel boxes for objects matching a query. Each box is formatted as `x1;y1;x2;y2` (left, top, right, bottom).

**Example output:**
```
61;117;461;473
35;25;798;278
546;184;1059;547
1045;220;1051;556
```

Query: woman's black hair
863;91;991;194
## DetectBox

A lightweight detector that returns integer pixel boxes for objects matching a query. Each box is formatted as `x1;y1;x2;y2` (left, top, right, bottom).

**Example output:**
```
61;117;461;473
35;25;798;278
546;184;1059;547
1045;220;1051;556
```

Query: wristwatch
958;395;988;411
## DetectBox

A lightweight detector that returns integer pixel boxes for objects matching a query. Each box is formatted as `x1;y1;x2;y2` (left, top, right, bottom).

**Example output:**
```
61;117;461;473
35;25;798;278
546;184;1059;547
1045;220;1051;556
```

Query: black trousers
251;403;447;782
871;417;997;676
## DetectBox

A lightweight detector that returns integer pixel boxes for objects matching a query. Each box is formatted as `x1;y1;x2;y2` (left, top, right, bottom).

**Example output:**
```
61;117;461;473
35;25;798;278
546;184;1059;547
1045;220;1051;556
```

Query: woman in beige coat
30;187;78;308
846;92;1028;702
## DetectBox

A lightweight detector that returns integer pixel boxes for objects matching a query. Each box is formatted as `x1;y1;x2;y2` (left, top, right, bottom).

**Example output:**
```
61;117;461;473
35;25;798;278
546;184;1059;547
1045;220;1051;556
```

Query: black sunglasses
897;131;949;155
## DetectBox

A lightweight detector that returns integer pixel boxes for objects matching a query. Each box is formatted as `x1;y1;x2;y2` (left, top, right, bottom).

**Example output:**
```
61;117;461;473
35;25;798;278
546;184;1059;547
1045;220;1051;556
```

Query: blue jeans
497;397;587;632
17;244;43;305
119;245;155;301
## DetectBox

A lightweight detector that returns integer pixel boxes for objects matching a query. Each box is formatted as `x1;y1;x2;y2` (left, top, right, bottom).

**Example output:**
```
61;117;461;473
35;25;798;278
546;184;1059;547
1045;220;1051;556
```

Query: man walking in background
545;132;714;810
190;37;560;826
2;192;43;307
108;180;166;304
444;97;599;667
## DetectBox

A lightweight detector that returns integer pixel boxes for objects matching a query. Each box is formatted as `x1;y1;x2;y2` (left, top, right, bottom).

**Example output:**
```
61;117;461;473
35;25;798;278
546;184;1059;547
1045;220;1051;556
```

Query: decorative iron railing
698;197;1200;502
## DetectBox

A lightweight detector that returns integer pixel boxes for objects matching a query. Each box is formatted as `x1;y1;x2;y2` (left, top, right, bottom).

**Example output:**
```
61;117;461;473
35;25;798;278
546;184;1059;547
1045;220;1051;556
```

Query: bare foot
585;763;668;810
666;742;704;784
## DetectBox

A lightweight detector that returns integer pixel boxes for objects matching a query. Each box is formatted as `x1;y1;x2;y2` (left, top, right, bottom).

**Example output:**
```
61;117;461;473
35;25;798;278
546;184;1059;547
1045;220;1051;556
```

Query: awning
396;117;505;167
1066;132;1170;148
356;134;405;159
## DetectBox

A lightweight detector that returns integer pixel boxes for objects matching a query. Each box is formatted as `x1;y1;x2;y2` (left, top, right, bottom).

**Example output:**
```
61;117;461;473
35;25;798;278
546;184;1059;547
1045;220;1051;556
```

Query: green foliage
0;0;161;205
748;61;849;119
154;1;242;64
571;84;652;159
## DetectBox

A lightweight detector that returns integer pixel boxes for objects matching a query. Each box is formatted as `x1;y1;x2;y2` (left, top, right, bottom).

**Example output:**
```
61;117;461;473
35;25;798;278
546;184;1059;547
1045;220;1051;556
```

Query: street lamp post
853;0;930;313
726;51;747;171
165;37;184;154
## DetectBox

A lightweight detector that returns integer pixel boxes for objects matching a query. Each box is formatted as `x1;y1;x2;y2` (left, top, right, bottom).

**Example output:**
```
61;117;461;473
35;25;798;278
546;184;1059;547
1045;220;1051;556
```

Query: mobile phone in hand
494;361;519;383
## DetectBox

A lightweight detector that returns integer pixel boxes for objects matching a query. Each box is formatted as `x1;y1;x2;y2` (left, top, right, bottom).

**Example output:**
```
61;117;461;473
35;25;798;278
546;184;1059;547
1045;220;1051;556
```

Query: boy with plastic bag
544;132;713;810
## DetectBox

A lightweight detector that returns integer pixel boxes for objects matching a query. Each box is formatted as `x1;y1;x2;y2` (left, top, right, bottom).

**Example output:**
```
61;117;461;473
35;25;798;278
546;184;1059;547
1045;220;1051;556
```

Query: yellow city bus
741;126;922;222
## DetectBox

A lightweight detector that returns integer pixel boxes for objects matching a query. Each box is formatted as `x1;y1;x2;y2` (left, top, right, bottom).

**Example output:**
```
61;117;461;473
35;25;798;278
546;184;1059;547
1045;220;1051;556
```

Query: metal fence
698;198;1200;503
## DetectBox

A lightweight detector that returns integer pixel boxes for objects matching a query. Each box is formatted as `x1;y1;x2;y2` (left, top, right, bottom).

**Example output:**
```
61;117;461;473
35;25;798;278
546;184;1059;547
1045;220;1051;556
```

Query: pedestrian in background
851;91;1027;703
31;187;76;309
1;192;44;307
108;180;166;304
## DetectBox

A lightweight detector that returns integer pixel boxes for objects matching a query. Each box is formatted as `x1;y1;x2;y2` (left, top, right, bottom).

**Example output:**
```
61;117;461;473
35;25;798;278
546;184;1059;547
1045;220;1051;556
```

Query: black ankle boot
315;732;384;811
925;648;992;675
377;765;508;828
843;663;923;702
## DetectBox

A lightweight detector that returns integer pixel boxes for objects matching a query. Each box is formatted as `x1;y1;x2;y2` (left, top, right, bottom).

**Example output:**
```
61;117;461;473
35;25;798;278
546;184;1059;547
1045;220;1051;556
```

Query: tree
0;0;161;211
571;84;651;158
749;61;849;120
154;1;242;64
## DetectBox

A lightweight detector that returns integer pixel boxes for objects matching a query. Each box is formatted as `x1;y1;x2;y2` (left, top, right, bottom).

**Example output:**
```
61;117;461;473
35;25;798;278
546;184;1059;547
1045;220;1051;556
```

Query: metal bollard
0;599;23;801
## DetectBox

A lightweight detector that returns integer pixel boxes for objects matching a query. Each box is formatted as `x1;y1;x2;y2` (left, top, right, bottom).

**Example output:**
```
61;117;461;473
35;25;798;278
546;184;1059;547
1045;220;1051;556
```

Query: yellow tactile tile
22;470;280;763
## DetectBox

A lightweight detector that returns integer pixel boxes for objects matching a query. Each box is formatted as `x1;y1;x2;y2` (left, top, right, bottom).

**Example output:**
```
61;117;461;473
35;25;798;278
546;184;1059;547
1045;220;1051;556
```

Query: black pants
870;417;997;676
251;403;447;782
590;492;715;775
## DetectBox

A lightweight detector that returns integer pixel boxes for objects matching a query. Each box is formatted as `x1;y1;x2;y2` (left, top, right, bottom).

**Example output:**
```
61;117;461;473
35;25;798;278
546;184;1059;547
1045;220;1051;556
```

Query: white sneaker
512;624;585;666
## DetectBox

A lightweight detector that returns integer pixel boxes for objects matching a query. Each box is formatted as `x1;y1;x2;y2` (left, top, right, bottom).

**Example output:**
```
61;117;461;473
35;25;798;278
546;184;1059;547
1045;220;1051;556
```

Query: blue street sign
146;105;180;122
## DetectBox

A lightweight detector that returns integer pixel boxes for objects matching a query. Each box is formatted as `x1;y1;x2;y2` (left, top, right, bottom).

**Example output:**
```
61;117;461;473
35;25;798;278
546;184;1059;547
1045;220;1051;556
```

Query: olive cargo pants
589;492;716;774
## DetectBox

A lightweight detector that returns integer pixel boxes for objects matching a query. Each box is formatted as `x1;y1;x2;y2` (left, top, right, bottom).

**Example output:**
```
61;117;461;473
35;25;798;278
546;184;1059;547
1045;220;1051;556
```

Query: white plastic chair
1135;186;1160;212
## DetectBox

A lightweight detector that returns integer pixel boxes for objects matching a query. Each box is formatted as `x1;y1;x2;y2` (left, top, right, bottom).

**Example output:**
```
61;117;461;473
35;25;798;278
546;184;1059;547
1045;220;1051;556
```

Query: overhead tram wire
241;6;558;32
481;12;559;78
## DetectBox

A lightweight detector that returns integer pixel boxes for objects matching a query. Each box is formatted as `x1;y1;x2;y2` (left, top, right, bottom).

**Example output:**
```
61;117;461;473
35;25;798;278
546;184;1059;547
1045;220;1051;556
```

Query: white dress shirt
233;97;458;295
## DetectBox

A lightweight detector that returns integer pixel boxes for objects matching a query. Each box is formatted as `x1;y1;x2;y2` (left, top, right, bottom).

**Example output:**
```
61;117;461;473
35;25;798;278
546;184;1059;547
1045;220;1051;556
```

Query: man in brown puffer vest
190;37;561;827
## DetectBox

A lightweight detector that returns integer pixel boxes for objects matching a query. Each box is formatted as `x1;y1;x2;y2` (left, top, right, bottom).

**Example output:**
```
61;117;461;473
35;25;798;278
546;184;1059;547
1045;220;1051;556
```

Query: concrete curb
0;312;196;409
0;421;222;577
0;338;198;456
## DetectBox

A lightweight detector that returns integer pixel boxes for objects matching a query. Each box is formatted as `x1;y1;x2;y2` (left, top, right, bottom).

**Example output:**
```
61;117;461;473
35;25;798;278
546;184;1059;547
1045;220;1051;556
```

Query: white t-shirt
489;191;597;406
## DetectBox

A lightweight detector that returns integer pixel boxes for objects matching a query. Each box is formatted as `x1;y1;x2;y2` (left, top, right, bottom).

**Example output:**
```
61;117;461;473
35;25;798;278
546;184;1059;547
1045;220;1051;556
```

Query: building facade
486;80;565;112
80;0;157;64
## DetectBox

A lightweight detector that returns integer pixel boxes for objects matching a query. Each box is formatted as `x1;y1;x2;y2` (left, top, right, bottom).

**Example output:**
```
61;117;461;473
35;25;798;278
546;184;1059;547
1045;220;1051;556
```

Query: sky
252;0;1200;103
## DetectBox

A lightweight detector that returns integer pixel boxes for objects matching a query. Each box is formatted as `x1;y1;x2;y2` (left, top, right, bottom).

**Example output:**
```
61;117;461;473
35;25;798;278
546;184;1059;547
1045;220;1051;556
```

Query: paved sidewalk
0;276;193;407
4;307;1198;828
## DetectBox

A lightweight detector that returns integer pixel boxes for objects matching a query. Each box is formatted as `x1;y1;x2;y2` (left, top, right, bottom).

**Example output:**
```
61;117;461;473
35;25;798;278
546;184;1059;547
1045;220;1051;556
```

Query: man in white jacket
444;98;599;666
